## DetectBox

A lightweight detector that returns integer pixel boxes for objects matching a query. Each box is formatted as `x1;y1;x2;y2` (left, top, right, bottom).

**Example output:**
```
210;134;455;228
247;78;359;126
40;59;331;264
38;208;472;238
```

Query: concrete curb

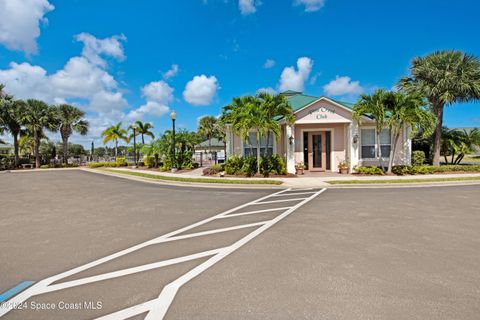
327;180;480;189
81;168;286;190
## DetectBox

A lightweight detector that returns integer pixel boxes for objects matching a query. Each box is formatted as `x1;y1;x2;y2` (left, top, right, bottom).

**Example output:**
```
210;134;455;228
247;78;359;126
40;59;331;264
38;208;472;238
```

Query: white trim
299;128;335;172
359;126;391;161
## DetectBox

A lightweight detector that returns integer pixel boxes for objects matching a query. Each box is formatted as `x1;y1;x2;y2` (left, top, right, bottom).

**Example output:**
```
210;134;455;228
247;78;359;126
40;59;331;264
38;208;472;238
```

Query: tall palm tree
197;116;218;155
132;120;154;144
0;91;26;167
22;99;58;168
384;92;436;173
257;92;295;156
101;122;128;158
353;89;389;170
56;104;89;164
399;50;480;165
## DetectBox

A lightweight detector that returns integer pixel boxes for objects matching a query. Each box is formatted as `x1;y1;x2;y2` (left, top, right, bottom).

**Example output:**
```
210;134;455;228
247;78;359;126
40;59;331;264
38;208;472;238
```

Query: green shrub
160;158;172;171
392;165;412;175
144;156;155;168
203;164;223;176
40;163;80;169
241;156;257;177
225;155;244;175
116;157;126;166
260;155;287;177
88;162;118;168
355;166;384;175
410;165;433;174
412;151;426;166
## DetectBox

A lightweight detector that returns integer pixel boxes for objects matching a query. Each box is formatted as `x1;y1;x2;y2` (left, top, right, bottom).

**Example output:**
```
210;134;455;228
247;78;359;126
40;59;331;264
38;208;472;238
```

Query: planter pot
339;168;348;174
296;168;304;175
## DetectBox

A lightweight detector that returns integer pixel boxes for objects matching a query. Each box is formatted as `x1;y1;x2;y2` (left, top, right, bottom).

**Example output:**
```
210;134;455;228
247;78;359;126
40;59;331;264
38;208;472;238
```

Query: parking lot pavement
167;185;480;320
1;171;480;320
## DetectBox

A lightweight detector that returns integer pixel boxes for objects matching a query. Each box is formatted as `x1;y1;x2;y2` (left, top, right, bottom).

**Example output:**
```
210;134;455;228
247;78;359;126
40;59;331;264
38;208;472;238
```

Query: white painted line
255;197;308;204
0;188;291;318
143;188;327;320
289;187;314;191
153;221;269;244
271;191;317;197
217;207;292;219
43;248;224;293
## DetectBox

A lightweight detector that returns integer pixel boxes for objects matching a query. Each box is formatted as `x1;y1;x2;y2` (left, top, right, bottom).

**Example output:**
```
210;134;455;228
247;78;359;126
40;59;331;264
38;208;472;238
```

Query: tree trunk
62;137;68;164
13;133;19;167
115;140;118;158
431;102;444;166
377;131;384;171
387;127;401;174
451;150;455;165
256;135;261;174
34;130;40;168
141;133;145;145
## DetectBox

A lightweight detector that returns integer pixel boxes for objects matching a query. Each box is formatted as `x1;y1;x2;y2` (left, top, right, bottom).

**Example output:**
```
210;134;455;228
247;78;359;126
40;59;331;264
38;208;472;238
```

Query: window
361;129;376;159
361;128;391;159
379;129;391;157
243;132;274;157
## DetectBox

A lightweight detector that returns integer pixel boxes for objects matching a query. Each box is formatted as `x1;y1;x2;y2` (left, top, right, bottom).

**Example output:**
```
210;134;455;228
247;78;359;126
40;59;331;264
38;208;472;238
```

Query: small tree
56;104;89;164
353;90;389;171
101;122;128;158
384;92;435;173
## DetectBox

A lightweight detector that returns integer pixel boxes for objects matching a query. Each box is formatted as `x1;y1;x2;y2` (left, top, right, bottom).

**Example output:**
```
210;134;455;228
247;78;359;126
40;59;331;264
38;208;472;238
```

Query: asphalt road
0;170;479;319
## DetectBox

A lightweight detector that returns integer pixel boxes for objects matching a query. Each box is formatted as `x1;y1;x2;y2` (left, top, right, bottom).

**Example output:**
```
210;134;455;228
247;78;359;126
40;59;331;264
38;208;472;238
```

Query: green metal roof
0;143;13;149
195;138;224;148
283;92;355;113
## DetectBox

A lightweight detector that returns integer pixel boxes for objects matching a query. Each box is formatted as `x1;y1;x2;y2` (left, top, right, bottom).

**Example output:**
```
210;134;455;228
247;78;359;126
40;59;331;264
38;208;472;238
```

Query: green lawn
99;168;283;185
328;176;480;185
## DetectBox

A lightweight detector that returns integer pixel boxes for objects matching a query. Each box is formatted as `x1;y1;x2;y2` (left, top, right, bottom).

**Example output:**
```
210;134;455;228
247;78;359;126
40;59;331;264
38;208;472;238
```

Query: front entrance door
307;131;330;172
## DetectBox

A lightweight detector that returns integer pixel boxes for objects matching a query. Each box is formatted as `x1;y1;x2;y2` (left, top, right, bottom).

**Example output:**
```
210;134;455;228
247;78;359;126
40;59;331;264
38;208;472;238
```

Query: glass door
308;131;326;171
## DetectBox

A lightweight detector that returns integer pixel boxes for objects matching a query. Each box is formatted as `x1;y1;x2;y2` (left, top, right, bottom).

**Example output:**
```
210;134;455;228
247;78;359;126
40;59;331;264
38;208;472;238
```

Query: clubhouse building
225;91;412;174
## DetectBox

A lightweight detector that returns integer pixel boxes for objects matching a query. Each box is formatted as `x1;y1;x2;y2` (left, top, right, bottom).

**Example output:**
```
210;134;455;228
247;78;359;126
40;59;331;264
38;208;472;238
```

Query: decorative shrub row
392;164;480;175
40;163;79;169
88;157;128;169
354;166;385;175
223;155;286;177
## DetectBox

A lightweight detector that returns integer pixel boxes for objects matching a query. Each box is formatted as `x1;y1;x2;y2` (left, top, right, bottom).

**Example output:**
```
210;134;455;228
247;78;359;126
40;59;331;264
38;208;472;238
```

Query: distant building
0;143;13;155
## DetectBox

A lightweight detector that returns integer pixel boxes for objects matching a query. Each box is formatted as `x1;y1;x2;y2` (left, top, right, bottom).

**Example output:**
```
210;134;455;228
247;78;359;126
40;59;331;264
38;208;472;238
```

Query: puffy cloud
163;64;179;80
257;87;277;95
0;33;130;144
278;57;313;92
294;0;326;12
239;0;257;15
183;75;218;106
127;80;173;121
75;33;126;67
263;59;275;69
323;76;364;96
0;0;54;54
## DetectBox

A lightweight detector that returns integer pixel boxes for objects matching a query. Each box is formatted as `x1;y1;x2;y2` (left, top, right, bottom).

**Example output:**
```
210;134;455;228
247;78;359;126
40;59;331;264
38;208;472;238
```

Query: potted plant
338;160;349;174
295;162;305;175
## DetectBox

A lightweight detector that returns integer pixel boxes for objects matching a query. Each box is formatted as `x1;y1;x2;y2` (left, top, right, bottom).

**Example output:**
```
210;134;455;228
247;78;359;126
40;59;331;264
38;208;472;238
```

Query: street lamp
171;110;177;172
131;124;138;168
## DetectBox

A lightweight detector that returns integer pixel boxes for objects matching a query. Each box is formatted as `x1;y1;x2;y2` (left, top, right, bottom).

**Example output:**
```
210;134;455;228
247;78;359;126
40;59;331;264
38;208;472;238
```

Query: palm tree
257;92;295;156
0;93;26;167
197;116;218;156
384;92;436;173
101;122;128;158
22;99;58;168
56;104;89;164
441;127;480;164
399;50;480;165
132;120;154;144
353;89;389;170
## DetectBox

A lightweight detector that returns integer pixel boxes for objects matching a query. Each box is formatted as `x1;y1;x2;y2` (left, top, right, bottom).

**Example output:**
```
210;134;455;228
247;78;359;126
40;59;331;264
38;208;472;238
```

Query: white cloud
294;0;326;12
263;59;275;69
163;64;179;80
0;0;54;54
127;80;174;121
0;33;130;143
278;57;313;92
183;75;219;106
239;0;258;15
323;76;364;96
257;87;277;95
75;33;126;67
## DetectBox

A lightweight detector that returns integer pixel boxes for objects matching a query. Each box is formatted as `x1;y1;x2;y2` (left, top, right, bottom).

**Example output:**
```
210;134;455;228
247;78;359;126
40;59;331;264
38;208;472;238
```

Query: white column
403;124;412;165
225;124;233;158
286;124;296;174
349;121;360;171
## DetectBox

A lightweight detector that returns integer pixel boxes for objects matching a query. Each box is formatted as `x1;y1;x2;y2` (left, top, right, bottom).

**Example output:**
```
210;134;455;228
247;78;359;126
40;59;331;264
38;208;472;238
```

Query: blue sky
0;0;479;146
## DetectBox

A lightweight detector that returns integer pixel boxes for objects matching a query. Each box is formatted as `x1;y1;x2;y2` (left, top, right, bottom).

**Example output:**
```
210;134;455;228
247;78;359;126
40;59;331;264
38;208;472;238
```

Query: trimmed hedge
355;166;385;175
223;154;287;177
40;163;79;169
412;151;426;166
